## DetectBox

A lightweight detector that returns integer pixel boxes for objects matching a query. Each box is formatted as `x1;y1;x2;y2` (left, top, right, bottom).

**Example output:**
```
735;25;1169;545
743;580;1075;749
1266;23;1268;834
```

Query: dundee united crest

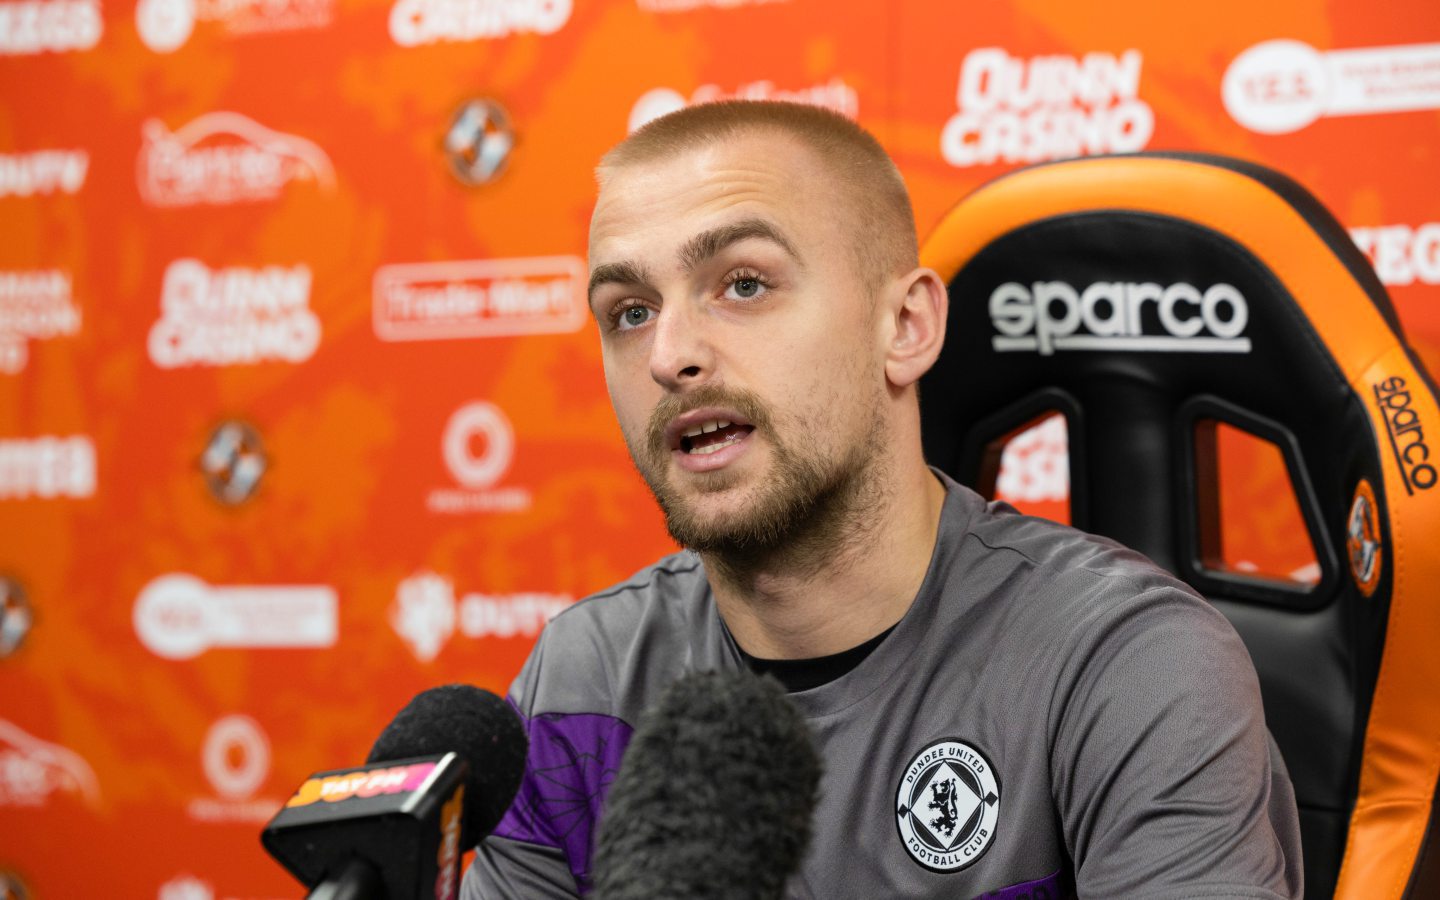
896;739;1000;872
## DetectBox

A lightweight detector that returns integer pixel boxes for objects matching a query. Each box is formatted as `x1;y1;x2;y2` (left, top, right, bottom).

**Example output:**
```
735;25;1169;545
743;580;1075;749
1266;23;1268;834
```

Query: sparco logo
942;48;1153;168
1374;376;1436;494
137;112;335;207
389;0;568;46
0;0;101;55
989;281;1251;356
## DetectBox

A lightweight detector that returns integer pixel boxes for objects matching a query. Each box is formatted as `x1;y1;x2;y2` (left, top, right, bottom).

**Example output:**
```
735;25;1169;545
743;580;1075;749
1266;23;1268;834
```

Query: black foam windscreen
366;683;527;849
591;670;822;900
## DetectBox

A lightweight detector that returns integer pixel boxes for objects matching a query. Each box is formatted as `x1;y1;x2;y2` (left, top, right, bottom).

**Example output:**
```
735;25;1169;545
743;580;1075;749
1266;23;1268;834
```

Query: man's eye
724;275;768;301
616;305;654;331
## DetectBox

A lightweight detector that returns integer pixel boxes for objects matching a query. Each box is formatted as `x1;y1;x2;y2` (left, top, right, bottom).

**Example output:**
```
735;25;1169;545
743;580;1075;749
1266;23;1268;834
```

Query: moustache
645;386;774;459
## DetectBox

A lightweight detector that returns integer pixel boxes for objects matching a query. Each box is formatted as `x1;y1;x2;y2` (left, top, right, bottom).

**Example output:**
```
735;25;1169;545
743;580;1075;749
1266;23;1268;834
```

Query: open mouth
678;419;755;456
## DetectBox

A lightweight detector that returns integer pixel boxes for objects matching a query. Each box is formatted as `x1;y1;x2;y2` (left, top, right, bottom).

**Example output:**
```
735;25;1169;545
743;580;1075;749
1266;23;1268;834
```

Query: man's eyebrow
588;260;654;305
678;218;802;273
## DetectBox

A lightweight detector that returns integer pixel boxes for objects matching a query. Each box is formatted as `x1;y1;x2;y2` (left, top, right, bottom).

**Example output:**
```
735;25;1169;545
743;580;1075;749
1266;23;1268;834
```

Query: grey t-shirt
464;475;1303;899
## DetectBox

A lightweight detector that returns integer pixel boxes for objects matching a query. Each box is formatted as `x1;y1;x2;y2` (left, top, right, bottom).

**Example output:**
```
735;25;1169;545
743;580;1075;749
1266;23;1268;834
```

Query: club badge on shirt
895;738;1001;872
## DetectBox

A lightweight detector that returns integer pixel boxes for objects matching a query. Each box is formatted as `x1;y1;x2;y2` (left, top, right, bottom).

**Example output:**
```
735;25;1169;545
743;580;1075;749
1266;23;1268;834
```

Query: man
463;101;1302;898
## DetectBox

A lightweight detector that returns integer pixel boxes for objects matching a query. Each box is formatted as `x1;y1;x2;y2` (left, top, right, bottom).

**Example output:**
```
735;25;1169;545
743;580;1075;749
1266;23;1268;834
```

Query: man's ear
884;267;948;388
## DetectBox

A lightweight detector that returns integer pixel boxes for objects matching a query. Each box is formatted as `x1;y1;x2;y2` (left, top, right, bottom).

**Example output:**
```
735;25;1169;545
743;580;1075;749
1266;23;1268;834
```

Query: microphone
261;684;528;899
591;671;822;900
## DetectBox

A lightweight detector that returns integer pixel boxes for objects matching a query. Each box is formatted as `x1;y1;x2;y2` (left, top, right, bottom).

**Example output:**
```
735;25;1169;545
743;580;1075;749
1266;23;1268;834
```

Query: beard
627;383;887;576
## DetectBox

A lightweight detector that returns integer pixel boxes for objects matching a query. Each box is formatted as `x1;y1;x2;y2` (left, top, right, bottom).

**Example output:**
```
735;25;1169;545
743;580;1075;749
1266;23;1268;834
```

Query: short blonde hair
598;100;919;290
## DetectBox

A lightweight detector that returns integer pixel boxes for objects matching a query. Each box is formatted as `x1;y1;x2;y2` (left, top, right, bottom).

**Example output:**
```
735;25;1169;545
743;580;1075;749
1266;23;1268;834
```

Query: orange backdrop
1;0;1437;896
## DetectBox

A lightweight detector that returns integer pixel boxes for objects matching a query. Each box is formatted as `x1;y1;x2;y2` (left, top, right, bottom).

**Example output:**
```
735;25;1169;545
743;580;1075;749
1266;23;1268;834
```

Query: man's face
587;132;891;556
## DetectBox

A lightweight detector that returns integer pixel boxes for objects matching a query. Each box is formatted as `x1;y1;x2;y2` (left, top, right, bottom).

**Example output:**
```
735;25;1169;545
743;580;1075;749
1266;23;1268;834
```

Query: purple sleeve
490;703;635;895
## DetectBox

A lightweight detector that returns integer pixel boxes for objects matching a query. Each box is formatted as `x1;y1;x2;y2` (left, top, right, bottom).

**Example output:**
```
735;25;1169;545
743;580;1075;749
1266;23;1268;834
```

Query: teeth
682;419;734;439
690;433;741;455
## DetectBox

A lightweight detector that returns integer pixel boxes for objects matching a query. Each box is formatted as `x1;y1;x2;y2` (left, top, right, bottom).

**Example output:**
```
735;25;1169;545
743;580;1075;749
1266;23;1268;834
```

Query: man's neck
705;463;948;660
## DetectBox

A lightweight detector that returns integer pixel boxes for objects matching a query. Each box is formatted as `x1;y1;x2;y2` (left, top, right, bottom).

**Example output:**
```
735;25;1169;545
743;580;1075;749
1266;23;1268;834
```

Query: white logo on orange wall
1350;223;1440;287
0;0;101;55
148;259;319;369
628;78;859;133
1225;40;1440;134
137;0;332;52
389;0;569;46
941;48;1153;168
0;435;95;499
995;416;1068;505
373;257;586;342
187;714;280;823
0;150;88;197
636;0;786;11
0;718;100;807
137;112;335;208
391;569;572;662
133;574;338;660
427;402;531;514
157;875;214;900
0;270;82;374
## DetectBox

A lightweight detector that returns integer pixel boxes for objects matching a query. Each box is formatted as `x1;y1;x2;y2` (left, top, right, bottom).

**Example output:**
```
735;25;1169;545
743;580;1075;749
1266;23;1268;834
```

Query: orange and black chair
918;152;1440;898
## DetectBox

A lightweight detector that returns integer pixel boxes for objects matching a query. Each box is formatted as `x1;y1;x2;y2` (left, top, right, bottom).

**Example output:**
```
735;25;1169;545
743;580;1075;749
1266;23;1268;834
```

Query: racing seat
917;152;1440;899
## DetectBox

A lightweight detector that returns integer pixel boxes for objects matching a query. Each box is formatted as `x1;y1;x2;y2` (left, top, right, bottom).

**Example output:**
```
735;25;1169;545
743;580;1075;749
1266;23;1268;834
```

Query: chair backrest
917;152;1440;899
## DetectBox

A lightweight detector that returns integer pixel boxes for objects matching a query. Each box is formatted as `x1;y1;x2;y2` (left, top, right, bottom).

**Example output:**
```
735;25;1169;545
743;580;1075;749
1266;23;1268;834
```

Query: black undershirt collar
737;624;898;693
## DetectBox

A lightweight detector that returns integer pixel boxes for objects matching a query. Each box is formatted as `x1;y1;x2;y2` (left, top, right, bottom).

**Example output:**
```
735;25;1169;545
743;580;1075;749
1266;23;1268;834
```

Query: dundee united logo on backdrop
895;739;1000;872
200;420;266;505
444;99;513;186
0;576;32;658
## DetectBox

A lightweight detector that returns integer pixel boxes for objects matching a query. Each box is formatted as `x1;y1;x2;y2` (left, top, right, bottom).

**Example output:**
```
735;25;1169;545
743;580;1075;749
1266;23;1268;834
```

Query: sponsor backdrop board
0;0;1435;895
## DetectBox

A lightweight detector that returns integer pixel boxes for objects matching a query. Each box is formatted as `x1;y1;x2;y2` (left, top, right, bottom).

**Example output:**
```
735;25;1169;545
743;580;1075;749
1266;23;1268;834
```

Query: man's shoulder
546;549;708;635
941;487;1227;648
511;550;720;719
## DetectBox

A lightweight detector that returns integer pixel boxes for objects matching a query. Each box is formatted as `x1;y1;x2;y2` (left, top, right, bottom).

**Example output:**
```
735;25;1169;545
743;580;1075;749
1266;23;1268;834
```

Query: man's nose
647;300;713;391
